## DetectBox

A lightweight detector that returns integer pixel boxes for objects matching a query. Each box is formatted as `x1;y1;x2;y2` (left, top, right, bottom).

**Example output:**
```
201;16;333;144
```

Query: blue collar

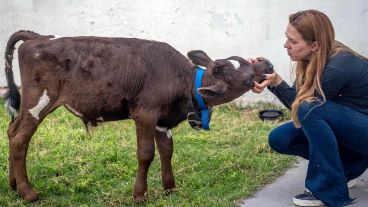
194;67;210;130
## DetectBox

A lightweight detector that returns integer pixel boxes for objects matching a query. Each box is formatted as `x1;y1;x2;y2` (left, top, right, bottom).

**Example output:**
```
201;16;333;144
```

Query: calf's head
187;50;273;107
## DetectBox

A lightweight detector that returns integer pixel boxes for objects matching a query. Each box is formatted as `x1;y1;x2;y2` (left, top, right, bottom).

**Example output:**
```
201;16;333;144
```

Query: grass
0;99;294;207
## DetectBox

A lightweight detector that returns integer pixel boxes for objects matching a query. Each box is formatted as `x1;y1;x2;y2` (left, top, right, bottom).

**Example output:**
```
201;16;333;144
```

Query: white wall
1;0;367;105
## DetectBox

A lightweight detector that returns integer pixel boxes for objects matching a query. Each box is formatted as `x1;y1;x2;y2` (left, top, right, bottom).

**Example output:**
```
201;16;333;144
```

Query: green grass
0;99;294;207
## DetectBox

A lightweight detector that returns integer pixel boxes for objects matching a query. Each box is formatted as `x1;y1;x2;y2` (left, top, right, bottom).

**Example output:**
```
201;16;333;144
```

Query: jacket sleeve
267;80;296;110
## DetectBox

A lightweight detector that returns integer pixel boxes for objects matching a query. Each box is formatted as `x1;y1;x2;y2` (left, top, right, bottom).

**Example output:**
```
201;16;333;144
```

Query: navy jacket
268;52;368;115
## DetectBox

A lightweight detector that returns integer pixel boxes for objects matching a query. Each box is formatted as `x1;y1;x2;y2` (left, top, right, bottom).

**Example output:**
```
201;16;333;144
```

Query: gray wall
1;0;367;105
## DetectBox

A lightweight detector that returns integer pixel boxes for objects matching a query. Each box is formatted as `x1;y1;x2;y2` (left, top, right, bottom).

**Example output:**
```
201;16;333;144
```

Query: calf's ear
197;83;228;98
187;50;213;66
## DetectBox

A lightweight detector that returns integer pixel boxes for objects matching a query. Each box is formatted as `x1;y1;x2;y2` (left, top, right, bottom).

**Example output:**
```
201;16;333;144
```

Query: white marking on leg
97;117;104;121
156;126;168;133
167;130;172;139
50;35;63;40
229;60;240;69
156;126;172;139
28;90;50;120
64;104;83;117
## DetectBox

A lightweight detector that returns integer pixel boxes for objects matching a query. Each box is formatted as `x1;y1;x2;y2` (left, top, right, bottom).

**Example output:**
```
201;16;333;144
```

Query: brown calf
4;30;273;203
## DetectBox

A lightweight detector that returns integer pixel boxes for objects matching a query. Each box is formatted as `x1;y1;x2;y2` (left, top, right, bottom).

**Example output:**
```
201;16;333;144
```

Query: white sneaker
347;178;359;189
294;179;357;207
293;189;324;206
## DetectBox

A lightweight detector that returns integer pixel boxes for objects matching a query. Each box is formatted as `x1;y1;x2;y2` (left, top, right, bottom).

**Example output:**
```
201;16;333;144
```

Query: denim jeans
268;100;368;207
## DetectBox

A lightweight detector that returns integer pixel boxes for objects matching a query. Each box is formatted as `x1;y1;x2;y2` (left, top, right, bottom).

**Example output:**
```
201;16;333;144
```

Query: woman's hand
252;72;283;94
246;57;283;93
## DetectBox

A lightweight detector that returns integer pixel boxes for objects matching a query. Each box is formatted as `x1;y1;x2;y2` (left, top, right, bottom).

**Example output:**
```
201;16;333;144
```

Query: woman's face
284;23;315;61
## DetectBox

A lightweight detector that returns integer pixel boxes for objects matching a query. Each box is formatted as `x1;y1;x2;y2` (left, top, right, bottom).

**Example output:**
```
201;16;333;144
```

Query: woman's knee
268;121;307;155
268;127;290;154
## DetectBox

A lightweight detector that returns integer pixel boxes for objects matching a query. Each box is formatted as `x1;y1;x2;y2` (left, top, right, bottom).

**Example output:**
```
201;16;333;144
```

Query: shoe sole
293;197;325;206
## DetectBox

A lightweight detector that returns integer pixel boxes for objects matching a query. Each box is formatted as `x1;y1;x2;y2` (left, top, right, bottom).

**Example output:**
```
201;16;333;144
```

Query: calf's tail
4;30;43;121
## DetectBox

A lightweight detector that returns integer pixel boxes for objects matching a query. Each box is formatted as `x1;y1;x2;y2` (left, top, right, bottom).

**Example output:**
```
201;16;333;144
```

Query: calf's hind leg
7;88;57;202
8;113;41;202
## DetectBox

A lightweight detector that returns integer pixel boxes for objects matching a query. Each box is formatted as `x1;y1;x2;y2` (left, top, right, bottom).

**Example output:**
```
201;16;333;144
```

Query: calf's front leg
133;119;156;204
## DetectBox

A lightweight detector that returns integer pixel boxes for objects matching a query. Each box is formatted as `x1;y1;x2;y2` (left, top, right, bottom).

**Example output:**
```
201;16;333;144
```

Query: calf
4;30;273;203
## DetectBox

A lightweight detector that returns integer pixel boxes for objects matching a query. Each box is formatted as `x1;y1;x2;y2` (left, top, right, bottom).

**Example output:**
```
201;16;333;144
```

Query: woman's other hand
252;72;283;93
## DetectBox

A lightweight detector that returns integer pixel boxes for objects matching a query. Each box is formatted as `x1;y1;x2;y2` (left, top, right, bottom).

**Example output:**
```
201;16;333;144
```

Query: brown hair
290;10;367;127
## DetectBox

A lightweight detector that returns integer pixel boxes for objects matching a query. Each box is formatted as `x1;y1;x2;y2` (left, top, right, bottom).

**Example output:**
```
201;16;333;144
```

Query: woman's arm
267;80;296;110
252;72;296;110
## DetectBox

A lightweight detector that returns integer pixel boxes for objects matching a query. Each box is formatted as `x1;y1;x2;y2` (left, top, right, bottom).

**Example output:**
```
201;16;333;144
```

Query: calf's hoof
164;187;177;195
23;191;39;202
17;183;39;202
133;192;147;204
163;180;176;191
18;190;39;202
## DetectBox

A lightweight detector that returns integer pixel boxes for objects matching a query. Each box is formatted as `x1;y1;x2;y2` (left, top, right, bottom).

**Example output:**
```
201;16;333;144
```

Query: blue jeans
269;100;368;207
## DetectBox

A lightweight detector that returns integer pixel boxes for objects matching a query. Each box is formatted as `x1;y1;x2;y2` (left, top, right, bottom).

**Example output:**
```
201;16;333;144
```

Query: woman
252;10;368;207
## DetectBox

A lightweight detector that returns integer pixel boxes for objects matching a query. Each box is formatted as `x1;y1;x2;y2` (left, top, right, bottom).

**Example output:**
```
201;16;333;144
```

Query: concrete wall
1;0;367;105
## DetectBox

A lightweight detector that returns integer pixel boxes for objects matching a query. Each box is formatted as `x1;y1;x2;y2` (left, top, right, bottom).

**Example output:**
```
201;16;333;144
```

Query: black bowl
259;109;283;121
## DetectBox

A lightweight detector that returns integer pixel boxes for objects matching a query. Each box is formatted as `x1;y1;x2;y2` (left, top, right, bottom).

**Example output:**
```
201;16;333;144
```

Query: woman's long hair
290;10;367;127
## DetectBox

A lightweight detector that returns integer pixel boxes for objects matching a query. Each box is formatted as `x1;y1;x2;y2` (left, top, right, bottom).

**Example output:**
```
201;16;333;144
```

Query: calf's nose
255;57;273;74
264;59;274;74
